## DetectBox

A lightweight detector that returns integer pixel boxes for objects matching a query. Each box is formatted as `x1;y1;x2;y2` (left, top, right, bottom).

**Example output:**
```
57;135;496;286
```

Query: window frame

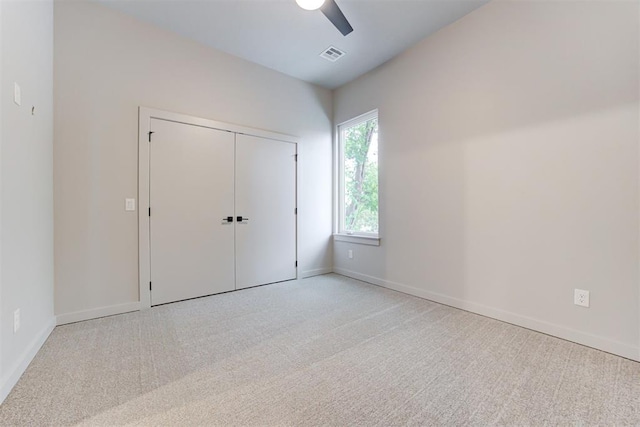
334;109;380;244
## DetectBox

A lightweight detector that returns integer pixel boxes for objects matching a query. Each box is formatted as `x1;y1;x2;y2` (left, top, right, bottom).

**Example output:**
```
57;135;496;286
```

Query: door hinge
294;208;297;215
148;207;151;217
295;261;298;268
148;131;154;142
149;282;152;291
294;154;298;161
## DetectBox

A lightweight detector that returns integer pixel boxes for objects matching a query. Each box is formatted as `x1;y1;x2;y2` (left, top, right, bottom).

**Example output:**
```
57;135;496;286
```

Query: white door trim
138;107;300;309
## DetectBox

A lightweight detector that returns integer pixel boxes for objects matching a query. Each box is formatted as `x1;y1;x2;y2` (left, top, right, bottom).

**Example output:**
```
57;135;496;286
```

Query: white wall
334;0;640;360
54;1;333;319
0;0;55;402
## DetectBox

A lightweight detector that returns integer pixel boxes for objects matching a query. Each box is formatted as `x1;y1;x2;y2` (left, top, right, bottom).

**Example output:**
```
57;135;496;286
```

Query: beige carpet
1;274;639;426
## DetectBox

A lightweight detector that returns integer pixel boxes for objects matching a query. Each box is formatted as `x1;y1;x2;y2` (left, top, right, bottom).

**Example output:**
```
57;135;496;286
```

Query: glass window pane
341;116;378;234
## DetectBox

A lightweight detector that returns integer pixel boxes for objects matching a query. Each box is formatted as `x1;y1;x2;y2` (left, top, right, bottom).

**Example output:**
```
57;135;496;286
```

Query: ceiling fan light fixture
296;0;325;11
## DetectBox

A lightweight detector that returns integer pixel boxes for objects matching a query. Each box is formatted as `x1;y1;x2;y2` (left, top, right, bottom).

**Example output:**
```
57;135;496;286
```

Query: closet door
235;134;297;289
149;119;235;305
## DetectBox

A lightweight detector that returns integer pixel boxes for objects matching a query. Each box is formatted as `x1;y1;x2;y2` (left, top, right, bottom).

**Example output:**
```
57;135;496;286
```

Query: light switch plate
14;83;21;106
125;198;136;211
13;309;20;333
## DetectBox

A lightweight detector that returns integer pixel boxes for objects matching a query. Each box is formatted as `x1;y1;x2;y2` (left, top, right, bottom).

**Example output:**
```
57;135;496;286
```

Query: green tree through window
341;114;378;234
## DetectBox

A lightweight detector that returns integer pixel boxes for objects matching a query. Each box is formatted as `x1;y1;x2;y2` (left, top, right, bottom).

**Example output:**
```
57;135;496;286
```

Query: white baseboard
56;301;140;325
0;316;56;404
300;267;333;279
334;268;640;362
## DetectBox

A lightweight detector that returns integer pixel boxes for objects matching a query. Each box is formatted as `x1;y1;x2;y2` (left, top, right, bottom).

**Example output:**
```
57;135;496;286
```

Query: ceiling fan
296;0;354;36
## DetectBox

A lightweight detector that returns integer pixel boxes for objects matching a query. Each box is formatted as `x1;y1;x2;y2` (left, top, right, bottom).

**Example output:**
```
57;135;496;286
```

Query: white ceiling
96;0;489;89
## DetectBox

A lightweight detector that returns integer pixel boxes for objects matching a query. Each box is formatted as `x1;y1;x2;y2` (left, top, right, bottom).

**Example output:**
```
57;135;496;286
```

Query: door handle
237;216;249;223
221;216;233;224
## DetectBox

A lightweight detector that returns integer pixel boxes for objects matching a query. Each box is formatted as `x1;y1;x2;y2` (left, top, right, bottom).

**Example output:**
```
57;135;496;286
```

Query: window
337;110;379;238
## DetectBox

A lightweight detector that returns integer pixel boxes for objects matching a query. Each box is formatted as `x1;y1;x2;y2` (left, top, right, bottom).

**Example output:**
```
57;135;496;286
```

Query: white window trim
333;233;380;246
334;109;380;245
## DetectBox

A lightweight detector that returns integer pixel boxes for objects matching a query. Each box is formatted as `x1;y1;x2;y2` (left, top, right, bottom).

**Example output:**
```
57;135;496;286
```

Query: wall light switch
14;83;21;106
125;198;136;211
14;309;20;333
348;249;353;259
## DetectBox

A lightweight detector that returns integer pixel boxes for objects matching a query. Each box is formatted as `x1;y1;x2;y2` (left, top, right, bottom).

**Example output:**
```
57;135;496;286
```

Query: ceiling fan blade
320;0;353;36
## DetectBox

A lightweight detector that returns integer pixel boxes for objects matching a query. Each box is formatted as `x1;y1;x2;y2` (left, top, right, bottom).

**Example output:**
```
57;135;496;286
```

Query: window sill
333;234;380;246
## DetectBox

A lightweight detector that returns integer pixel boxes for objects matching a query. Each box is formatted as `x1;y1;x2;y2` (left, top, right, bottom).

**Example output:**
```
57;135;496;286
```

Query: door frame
138;107;300;309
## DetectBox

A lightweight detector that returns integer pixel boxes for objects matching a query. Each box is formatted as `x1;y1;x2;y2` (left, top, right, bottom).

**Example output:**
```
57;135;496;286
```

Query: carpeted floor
1;273;639;426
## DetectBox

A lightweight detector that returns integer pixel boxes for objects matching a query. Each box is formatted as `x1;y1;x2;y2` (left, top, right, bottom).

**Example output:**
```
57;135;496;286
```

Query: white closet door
150;118;235;305
235;134;297;289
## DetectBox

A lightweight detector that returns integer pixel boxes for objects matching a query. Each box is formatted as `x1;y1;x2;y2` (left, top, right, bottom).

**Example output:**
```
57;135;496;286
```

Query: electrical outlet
13;309;20;333
574;289;590;308
348;249;353;259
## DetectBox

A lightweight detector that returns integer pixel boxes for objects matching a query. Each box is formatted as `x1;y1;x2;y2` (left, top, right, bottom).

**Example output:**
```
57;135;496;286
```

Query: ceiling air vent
320;46;345;62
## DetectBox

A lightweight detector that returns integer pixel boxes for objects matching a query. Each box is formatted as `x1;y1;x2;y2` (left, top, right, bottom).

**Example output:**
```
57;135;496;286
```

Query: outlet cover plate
574;289;590;308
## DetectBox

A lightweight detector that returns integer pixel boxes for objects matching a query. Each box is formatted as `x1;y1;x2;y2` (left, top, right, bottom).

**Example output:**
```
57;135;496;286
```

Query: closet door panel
235;134;297;289
150;119;235;305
